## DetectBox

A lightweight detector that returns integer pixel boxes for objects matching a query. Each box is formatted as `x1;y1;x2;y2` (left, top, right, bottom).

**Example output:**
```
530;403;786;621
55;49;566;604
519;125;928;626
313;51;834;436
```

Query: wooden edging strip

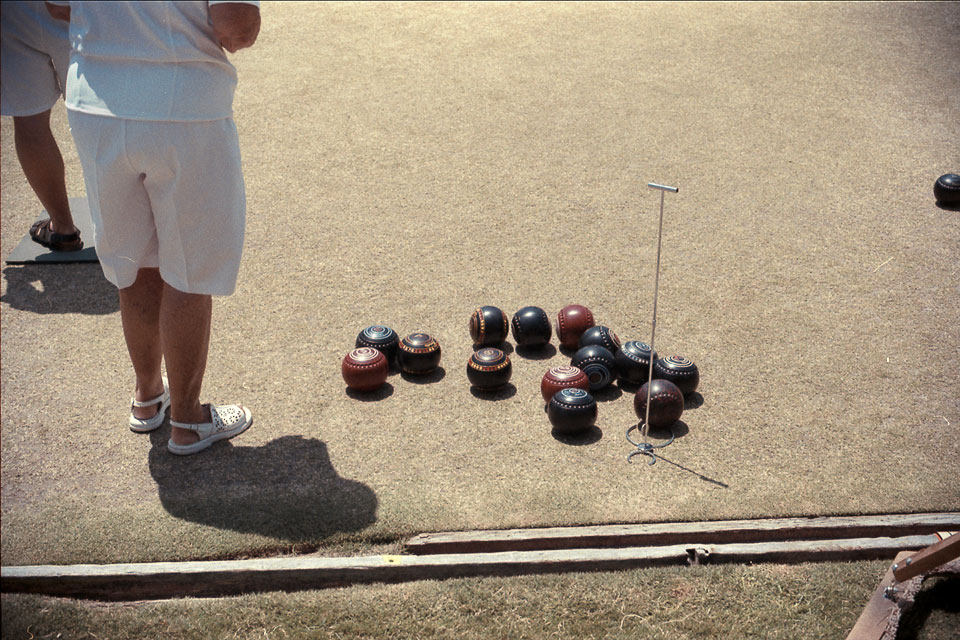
1;534;940;602
845;551;912;640
405;513;960;555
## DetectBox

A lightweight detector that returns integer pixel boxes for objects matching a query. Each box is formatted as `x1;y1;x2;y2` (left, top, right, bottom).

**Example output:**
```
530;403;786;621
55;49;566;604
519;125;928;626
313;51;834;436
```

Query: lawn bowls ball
578;325;621;354
934;173;960;206
511;306;552;347
469;306;509;346
341;347;389;392
555;304;595;348
355;325;399;364
548;388;598;435
570;345;617;390
615;341;658;385
634;379;684;430
398;332;442;375
466;347;512;390
653;355;700;396
540;365;590;402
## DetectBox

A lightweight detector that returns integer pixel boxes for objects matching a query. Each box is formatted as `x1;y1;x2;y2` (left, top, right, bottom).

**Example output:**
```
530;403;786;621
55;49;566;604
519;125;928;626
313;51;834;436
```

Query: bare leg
118;268;165;420
161;283;213;446
119;270;213;440
13;110;77;235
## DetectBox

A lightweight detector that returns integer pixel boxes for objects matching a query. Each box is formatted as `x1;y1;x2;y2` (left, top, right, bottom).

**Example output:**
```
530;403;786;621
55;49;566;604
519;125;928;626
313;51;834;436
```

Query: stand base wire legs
626;423;675;465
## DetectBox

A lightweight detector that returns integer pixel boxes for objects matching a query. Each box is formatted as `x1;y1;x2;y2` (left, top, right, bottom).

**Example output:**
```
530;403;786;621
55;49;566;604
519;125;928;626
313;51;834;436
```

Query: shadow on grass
470;383;517;400
627;420;690;442
593;385;623;403
514;344;557;360
617;380;641;394
552;425;603;445
652;453;730;488
346;382;395;401
1;265;119;315
558;345;578;358
400;366;446;384
147;431;377;541
624;421;728;486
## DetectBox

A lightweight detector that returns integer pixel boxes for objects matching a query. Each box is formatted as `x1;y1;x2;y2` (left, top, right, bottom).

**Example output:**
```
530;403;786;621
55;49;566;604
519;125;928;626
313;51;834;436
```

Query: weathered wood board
406;513;960;554
2;534;939;601
845;552;913;640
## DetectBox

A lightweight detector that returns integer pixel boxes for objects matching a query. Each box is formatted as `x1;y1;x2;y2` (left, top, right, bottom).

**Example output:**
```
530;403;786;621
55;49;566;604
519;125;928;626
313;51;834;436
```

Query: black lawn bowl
548;387;598;435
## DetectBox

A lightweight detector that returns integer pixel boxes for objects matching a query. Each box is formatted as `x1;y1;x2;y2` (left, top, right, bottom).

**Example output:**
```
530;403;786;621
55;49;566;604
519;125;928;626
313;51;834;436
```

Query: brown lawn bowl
342;347;389;392
634;379;684;430
540;365;590;403
555;304;595;349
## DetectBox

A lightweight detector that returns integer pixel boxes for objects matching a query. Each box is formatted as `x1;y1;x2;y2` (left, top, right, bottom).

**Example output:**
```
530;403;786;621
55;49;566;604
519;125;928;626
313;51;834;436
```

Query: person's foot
170;404;213;446
29;218;83;251
132;380;166;421
168;404;253;455
128;378;170;433
48;218;80;236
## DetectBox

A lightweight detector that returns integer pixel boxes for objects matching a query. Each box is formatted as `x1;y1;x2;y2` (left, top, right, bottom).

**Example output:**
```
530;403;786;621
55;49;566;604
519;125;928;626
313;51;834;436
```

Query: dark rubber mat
5;197;98;264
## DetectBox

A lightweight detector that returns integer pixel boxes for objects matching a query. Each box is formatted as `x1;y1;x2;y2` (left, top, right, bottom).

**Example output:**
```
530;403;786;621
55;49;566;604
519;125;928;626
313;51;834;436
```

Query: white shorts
0;1;70;116
67;111;247;296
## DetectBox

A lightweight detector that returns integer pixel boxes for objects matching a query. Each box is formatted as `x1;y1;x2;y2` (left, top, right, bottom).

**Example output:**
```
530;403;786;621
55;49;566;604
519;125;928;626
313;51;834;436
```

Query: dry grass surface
2;1;959;569
6;561;950;640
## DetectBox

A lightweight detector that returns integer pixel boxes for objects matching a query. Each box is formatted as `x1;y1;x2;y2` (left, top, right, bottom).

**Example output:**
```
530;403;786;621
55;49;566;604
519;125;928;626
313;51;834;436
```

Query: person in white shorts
48;0;261;454
1;1;82;251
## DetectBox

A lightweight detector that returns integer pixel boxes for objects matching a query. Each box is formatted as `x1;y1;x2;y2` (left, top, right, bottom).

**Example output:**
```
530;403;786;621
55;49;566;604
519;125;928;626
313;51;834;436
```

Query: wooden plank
1;534;938;602
891;531;959;582
845;551;911;640
687;535;938;566
405;513;960;554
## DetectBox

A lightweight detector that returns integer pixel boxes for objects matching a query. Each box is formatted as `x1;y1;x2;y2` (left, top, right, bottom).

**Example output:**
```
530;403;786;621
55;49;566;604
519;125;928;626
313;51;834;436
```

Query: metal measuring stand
627;182;678;465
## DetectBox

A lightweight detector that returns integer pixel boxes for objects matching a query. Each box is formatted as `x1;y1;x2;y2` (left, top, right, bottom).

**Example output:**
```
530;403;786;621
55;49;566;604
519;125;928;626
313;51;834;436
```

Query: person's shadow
1;265;119;314
148;430;377;541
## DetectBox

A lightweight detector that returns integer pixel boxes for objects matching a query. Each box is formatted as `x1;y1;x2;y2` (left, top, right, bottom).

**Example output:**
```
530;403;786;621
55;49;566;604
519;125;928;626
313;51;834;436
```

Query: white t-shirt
53;1;259;121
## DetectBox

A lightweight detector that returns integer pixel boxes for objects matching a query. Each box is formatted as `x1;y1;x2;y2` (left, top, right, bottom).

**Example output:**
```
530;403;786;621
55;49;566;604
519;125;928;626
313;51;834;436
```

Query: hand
210;3;261;53
45;2;70;21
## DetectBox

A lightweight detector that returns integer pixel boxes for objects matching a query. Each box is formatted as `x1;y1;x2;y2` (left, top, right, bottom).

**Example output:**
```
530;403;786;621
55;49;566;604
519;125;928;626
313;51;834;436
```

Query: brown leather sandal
29;218;83;252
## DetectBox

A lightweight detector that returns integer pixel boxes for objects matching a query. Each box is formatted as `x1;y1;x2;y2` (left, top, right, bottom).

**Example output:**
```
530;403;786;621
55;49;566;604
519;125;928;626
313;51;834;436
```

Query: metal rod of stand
643;182;678;447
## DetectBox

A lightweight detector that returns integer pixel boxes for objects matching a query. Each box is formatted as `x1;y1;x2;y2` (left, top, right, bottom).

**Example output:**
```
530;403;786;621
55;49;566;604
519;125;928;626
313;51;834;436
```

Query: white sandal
167;404;253;455
128;379;170;433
